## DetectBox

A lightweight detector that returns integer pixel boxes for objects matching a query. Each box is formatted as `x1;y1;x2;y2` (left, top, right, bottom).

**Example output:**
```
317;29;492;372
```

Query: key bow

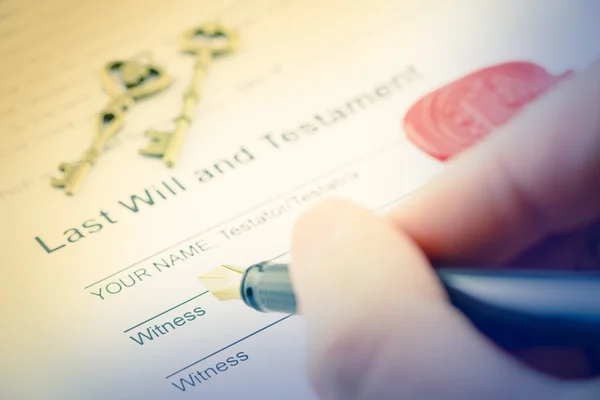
100;56;173;100
180;22;240;56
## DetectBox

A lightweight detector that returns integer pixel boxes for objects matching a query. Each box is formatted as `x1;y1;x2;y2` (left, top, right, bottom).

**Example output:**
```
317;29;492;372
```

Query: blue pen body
438;269;600;349
241;263;600;373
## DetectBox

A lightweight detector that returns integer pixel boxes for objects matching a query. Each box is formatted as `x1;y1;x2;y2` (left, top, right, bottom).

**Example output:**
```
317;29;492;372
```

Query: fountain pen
198;261;600;364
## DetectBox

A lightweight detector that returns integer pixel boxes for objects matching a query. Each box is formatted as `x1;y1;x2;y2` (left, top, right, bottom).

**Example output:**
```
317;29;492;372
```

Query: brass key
50;95;130;195
139;23;240;167
51;56;172;195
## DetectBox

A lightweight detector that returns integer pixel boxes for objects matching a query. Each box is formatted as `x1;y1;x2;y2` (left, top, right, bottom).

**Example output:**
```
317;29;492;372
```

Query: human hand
289;59;600;399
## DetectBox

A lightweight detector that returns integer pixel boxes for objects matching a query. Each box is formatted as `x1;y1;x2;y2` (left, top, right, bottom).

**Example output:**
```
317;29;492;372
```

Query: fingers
290;198;567;400
390;58;600;264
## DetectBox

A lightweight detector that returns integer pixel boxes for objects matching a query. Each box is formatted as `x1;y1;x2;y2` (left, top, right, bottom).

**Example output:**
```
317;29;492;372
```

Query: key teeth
50;162;74;188
139;130;170;156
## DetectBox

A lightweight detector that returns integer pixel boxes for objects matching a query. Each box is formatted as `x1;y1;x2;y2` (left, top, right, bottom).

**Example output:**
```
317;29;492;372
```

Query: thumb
289;198;598;400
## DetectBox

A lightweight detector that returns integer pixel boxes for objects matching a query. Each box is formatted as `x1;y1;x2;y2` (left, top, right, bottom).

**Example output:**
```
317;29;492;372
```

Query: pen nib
198;265;244;301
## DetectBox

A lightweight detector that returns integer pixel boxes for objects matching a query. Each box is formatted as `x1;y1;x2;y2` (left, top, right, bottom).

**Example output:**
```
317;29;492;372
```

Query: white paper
1;0;599;398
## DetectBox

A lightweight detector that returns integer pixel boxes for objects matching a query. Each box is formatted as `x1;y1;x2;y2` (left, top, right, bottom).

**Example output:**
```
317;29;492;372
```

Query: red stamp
403;61;573;161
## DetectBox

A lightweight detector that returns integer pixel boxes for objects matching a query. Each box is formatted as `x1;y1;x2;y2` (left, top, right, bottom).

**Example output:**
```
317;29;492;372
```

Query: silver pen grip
240;262;297;313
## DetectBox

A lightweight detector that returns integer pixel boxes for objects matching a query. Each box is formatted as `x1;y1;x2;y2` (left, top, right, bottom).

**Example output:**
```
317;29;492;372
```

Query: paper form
1;0;600;398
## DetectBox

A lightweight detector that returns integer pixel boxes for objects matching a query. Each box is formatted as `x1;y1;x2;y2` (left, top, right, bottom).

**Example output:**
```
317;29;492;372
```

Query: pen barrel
437;269;600;350
240;261;600;360
241;262;297;313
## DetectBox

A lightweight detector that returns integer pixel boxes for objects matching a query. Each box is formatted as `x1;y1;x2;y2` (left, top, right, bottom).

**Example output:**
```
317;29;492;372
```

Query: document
1;0;599;398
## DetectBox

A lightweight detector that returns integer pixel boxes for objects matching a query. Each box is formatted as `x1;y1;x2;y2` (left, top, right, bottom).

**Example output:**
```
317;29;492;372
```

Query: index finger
390;58;600;264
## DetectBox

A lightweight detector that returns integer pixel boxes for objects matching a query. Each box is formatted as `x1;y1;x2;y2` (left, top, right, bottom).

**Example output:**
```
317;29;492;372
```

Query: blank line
266;250;290;263
84;141;399;289
373;192;412;212
124;291;209;334
165;315;292;379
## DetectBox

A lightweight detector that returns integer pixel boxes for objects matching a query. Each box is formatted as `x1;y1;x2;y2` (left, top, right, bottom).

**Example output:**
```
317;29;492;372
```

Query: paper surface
1;0;600;398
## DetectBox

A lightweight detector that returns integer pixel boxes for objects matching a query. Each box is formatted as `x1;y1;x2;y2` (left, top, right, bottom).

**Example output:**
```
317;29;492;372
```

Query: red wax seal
403;62;573;161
